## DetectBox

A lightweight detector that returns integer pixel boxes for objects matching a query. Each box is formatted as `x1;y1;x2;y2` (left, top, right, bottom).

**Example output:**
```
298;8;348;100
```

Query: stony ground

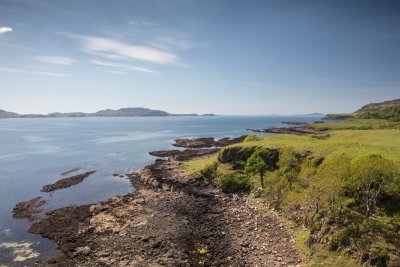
30;159;302;266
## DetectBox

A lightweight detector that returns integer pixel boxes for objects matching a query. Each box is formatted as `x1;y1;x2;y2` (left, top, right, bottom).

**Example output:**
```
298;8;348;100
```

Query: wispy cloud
32;71;69;77
0;26;13;35
0;67;69;77
91;60;156;74
71;35;178;65
34;56;74;65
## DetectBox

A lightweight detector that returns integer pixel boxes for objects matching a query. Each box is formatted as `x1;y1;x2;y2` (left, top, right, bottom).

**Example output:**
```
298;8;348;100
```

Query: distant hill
0;107;215;118
95;107;169;117
323;99;400;121
0;109;20;118
354;99;400;121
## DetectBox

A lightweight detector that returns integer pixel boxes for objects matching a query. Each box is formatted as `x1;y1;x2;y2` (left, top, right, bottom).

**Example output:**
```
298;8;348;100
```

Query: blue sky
0;0;399;115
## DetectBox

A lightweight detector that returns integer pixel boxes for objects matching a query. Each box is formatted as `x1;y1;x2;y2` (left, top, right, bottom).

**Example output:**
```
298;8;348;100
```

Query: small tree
245;148;268;187
350;154;399;218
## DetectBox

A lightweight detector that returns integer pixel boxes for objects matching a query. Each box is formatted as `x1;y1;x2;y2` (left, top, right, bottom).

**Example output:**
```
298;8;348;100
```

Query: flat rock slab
41;171;96;192
13;196;46;221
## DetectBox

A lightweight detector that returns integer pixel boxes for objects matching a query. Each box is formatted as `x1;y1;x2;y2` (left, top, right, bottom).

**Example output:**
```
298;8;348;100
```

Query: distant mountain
0;109;20;118
323;99;400;121
95;108;169;117
0;107;216;118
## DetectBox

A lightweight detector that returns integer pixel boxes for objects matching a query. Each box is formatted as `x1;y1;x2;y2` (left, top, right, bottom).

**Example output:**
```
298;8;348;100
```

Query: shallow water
0;115;322;265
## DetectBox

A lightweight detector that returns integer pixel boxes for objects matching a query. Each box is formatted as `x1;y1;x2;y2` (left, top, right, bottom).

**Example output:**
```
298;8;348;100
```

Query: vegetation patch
191;118;400;266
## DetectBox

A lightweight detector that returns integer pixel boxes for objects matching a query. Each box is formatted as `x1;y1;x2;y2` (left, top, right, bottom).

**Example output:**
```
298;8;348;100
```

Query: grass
303;249;362;267
232;129;400;164
295;229;312;256
184;155;218;175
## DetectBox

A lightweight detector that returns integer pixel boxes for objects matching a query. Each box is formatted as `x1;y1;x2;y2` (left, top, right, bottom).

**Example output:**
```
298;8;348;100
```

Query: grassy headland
185;99;400;266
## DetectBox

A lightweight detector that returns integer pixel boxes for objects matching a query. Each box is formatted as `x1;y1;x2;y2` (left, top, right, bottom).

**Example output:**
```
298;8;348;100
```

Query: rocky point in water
41;171;96;192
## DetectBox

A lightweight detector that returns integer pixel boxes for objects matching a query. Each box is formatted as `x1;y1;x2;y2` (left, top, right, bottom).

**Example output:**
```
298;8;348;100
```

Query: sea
0;115;322;266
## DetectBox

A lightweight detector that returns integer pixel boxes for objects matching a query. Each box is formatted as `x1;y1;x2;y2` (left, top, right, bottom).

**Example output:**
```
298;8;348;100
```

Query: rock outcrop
41;171;96;192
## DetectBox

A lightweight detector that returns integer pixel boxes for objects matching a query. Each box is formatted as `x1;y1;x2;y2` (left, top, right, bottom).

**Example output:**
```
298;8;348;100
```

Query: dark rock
173;148;220;161
149;150;181;158
173;136;247;149
215;135;247;147
41;171;96;192
13;196;46;221
247;126;320;135
281;121;309;125
173;137;215;148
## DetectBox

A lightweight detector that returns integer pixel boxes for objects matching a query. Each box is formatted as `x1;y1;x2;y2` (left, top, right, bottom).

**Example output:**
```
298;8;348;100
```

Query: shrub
308;153;351;214
199;162;218;183
217;172;251;193
328;226;358;250
349;154;400;217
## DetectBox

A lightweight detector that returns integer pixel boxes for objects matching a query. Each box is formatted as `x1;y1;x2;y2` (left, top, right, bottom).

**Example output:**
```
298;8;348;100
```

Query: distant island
0;107;216;118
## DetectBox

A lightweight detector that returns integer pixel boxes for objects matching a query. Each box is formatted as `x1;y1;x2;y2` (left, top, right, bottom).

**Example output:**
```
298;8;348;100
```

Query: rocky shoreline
13;136;302;266
246;123;324;135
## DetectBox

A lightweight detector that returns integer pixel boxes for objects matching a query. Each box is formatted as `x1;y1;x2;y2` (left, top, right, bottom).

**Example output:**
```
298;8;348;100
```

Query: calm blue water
0;115;322;266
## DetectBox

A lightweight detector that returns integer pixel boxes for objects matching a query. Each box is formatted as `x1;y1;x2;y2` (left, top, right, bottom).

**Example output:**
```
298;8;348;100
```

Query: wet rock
41;171;96;192
173;148;220;161
173;137;215;148
215;135;247;147
246;126;320;135
173;136;247;149
12;196;46;221
149;150;181;158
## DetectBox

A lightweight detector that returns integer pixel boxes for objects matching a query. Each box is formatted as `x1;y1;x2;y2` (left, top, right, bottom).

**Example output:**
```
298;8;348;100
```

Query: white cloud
0;26;13;34
32;71;69;77
91;60;156;74
34;56;74;65
73;35;178;65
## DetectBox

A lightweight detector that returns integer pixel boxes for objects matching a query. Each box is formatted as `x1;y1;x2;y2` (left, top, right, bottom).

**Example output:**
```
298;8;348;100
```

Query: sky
0;0;399;115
